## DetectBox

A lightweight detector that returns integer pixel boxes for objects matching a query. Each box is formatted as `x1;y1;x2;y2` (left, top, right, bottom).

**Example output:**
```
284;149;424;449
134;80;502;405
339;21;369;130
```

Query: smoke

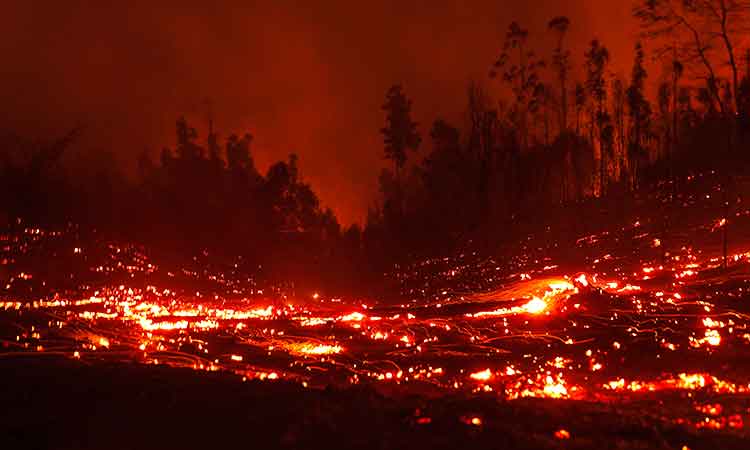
1;1;635;224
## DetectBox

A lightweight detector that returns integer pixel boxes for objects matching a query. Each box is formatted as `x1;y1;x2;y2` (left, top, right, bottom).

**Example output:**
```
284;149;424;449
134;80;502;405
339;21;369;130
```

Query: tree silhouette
137;149;154;179
669;50;684;164
739;50;750;133
466;81;499;218
548;16;572;132
175;116;201;160
226;133;255;173
626;42;652;188
491;22;545;150
584;39;611;193
611;76;627;181
207;118;223;168
422;119;466;218
633;0;750;119
380;85;421;181
574;82;586;135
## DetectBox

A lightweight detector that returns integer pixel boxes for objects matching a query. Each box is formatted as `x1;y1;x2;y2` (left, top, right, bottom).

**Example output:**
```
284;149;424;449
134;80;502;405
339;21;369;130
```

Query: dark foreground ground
1;358;747;450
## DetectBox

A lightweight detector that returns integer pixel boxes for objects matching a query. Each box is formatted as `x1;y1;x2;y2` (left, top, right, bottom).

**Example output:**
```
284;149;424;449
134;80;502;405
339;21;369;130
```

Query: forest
2;1;750;284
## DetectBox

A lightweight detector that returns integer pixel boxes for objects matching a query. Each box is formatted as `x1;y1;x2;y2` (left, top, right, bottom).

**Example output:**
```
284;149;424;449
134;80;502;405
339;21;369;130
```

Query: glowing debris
554;429;570;440
469;369;492;381
522;297;547;314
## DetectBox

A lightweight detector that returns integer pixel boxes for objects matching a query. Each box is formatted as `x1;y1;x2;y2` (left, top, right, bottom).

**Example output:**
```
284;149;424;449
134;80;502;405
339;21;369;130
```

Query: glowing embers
213;306;275;320
480;356;582;400
112;298;280;331
138;318;189;331
10;222;750;429
460;416;483;426
689;317;724;348
298;317;329;327
466;279;577;318
340;311;366;322
603;373;748;394
682;403;745;431
522;297;547;314
297;309;376;328
554;429;571;440
282;341;343;356
469;368;493;381
690;330;721;348
515;374;571;399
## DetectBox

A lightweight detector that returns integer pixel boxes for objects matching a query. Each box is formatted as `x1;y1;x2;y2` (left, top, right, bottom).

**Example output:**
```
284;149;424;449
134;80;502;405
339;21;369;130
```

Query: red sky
1;1;638;224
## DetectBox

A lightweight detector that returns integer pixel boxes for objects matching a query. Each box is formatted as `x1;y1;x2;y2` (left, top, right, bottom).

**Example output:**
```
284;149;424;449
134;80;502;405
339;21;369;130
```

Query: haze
0;0;635;224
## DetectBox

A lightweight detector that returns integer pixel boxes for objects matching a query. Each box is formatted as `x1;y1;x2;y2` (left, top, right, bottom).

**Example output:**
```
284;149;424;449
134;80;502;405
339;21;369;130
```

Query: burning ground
4;173;750;448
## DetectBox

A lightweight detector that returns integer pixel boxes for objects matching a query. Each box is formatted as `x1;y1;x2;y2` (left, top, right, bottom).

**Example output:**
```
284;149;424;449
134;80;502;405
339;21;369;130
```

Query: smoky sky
1;1;637;224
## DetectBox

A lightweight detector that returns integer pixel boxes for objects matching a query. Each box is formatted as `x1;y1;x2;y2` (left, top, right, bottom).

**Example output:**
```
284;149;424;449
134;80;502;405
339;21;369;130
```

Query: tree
533;83;556;145
585;40;610;121
491;22;545;149
466;82;500;220
584;39;611;193
548;16;572;132
429;119;461;157
226;133;255;173
633;0;750;117
380;85;421;181
611;76;627;181
137;149;154;179
423;119;465;209
409;118;483;240
738;50;750;132
658;80;673;159
670;50;685;162
574;82;586;135
175;116;201;160
0;129;79;224
627;42;652;188
207;118;223;167
467;81;496;162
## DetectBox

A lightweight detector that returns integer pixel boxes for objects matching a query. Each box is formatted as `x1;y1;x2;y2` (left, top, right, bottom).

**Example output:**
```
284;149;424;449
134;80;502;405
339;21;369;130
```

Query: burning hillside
3;173;750;449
